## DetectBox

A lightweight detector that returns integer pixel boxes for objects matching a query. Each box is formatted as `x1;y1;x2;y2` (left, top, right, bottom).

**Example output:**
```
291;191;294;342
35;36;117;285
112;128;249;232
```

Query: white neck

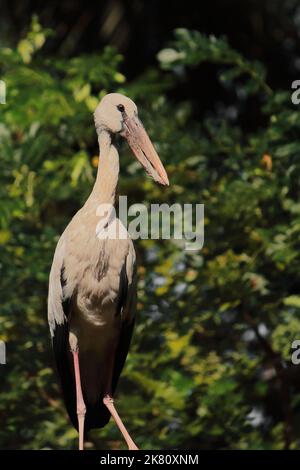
86;130;119;207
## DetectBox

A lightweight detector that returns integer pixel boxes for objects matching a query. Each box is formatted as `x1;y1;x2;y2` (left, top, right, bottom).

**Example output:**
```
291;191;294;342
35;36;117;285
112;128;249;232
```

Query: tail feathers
84;401;111;432
52;323;110;432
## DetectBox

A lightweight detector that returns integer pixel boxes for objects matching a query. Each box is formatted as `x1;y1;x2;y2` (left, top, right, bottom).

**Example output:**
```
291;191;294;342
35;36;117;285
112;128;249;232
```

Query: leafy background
1;1;300;450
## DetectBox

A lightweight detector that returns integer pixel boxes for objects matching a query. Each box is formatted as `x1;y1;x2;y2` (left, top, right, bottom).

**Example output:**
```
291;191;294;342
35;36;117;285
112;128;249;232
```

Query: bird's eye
117;104;125;113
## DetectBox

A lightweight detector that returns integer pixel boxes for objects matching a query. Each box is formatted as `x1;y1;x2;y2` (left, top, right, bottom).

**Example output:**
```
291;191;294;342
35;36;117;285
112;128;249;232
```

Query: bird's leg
72;349;86;451
103;395;139;450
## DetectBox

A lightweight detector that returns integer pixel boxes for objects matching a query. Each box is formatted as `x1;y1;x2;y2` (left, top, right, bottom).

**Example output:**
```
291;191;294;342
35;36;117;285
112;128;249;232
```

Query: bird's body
49;211;136;430
48;93;169;450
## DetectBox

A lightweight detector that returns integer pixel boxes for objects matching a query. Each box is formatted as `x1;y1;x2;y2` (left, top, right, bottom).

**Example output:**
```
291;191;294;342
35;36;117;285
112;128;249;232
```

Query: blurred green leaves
1;20;300;451
158;28;272;95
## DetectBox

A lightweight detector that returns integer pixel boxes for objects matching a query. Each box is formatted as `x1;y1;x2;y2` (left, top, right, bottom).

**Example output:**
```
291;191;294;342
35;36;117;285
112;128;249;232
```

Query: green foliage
1;22;300;450
157;28;272;95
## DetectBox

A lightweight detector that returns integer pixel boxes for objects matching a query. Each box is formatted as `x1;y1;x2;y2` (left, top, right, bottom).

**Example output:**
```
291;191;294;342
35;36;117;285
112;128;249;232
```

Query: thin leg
72;350;86;451
103;395;139;450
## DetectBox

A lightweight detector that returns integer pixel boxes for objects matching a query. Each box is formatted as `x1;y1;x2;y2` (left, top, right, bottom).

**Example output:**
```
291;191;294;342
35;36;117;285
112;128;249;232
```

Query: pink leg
72;350;86;451
103;395;139;450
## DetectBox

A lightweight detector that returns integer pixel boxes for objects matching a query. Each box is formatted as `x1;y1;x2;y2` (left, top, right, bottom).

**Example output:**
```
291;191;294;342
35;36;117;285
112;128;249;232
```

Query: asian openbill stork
47;93;169;450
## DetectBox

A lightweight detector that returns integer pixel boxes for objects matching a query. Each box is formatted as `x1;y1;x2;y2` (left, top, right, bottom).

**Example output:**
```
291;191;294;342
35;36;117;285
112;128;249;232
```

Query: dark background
1;0;299;125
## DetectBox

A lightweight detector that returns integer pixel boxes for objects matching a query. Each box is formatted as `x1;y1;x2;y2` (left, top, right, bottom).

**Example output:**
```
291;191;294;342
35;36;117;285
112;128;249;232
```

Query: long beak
121;115;169;186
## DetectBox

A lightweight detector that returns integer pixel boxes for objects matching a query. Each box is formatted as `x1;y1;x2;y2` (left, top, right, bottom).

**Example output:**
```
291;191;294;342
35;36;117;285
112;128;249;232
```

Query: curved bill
121;115;169;186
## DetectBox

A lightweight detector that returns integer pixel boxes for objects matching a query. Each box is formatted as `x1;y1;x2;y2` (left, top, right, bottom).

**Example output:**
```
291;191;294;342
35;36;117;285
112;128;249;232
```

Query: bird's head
94;93;169;186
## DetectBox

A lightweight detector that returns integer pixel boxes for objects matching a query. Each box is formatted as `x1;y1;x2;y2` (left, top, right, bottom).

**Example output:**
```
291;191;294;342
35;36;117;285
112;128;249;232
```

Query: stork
47;93;169;451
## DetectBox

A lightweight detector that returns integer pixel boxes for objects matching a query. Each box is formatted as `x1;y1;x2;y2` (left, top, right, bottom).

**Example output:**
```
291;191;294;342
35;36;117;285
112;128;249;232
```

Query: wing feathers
48;234;137;431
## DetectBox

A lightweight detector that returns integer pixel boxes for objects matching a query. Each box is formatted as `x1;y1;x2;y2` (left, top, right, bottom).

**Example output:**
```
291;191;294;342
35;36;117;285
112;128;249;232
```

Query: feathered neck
86;130;119;207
